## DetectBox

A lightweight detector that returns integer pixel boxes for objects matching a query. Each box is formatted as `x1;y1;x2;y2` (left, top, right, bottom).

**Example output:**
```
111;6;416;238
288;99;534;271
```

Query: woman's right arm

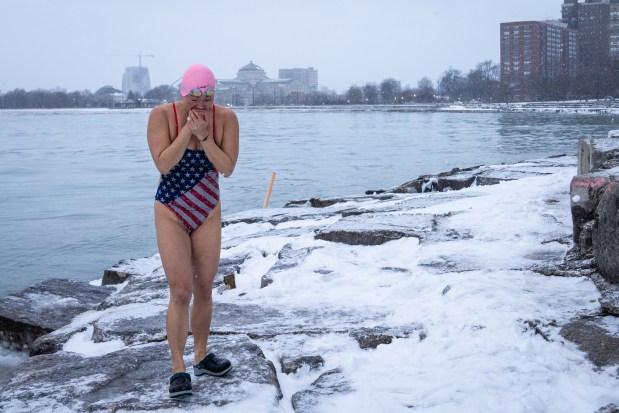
147;105;191;175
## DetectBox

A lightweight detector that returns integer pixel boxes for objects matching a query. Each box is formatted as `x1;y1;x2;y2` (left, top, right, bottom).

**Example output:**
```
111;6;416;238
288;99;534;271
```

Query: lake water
0;107;617;297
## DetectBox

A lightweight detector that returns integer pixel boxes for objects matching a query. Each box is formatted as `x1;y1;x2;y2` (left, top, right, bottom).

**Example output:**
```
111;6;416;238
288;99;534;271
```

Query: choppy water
0;107;617;297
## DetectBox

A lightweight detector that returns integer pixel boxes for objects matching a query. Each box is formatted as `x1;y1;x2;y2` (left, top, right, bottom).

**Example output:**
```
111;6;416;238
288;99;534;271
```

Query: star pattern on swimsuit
156;150;214;203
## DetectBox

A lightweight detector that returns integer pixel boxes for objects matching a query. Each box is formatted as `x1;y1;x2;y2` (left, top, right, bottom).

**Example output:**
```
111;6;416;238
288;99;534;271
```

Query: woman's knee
193;279;214;301
169;284;193;307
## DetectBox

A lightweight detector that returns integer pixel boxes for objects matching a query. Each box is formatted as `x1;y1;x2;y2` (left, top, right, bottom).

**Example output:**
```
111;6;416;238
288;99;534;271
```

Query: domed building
216;61;316;106
236;61;268;85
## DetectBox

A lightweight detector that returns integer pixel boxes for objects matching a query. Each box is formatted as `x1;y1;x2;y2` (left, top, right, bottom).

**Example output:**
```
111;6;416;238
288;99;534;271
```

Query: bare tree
438;68;467;102
380;78;401;104
345;85;363;104
362;83;379;104
467;60;499;102
416;77;436;102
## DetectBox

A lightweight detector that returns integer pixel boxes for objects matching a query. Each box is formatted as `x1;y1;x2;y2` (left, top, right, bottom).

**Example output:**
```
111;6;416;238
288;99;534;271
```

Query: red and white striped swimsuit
154;103;220;233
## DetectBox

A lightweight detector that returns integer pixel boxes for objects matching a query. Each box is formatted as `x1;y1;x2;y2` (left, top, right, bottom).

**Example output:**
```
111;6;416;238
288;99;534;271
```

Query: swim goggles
183;86;216;97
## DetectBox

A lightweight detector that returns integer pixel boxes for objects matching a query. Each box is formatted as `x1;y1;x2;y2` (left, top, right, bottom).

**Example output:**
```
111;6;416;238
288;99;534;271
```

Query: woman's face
183;92;214;113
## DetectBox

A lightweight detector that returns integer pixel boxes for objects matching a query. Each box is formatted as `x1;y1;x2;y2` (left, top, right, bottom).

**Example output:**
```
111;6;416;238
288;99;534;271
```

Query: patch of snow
63;325;125;357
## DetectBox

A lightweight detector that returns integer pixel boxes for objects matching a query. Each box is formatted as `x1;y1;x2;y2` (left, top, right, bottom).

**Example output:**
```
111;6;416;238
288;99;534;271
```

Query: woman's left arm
200;109;239;177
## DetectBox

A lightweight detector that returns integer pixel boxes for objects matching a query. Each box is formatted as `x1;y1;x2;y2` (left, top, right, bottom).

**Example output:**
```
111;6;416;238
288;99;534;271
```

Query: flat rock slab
388;160;560;194
315;213;432;245
0;335;282;412
560;316;619;368
291;368;353;413
0;279;113;350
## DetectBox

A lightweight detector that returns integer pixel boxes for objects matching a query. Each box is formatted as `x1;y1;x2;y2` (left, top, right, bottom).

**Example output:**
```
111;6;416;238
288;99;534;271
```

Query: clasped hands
186;109;210;141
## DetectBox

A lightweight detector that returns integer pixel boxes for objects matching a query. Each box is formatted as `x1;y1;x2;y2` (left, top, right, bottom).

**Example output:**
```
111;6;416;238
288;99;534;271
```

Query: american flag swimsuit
155;103;220;233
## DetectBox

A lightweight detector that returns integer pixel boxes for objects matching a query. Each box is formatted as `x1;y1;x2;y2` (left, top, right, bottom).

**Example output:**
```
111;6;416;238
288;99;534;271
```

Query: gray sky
2;0;560;93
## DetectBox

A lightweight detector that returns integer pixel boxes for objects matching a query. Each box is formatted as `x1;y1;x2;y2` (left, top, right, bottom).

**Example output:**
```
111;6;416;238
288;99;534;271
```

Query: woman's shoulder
151;101;175;114
149;102;175;121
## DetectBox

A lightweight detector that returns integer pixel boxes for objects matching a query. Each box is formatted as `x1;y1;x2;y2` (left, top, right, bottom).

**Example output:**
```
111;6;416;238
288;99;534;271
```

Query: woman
147;63;239;398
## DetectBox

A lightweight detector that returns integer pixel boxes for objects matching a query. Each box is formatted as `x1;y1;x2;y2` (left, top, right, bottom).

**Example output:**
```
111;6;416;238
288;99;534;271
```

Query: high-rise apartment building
562;0;579;29
501;1;618;101
500;20;576;101
278;67;318;91
610;0;619;60
579;0;609;72
561;0;612;69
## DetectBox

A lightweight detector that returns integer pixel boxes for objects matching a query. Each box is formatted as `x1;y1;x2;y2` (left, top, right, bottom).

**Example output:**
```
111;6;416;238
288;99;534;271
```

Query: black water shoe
193;353;232;377
169;372;192;398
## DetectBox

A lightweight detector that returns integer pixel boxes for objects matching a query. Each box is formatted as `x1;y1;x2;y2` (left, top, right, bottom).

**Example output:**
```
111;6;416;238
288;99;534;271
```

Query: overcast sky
2;0;561;93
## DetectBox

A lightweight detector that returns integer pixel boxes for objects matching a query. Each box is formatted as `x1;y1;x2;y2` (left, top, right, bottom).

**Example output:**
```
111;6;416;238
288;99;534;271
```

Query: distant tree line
340;76;438;105
0;88;97;109
2;60;618;108
436;59;619;103
342;60;619;104
437;61;500;103
525;62;619;102
335;61;501;105
0;85;180;109
0;80;437;108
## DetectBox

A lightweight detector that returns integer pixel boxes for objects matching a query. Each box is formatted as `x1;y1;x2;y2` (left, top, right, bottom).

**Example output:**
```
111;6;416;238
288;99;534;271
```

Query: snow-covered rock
2;155;619;412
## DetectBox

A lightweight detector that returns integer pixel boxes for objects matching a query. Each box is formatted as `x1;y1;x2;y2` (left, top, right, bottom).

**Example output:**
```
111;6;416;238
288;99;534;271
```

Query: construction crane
107;52;155;98
108;51;154;68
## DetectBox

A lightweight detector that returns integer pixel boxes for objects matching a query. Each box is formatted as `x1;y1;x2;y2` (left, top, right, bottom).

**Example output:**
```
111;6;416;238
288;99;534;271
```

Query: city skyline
500;0;619;101
0;0;561;94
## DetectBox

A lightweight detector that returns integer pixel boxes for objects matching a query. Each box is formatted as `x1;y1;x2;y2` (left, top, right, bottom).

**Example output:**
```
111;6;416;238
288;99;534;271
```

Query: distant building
122;67;151;98
500;20;577;101
577;0;609;72
561;0;612;67
216;61;318;106
501;0;619;101
612;0;619;60
562;0;579;29
278;67;318;91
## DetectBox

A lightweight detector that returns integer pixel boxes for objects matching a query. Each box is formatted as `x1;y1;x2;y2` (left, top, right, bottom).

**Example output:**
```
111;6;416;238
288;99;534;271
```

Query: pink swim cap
180;64;216;96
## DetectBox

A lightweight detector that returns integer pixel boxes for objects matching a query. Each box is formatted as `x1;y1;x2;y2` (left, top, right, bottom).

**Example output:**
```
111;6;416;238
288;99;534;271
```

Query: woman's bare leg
155;202;194;373
190;203;222;364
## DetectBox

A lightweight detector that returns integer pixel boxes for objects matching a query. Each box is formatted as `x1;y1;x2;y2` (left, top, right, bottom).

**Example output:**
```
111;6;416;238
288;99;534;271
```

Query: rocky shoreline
1;143;619;412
